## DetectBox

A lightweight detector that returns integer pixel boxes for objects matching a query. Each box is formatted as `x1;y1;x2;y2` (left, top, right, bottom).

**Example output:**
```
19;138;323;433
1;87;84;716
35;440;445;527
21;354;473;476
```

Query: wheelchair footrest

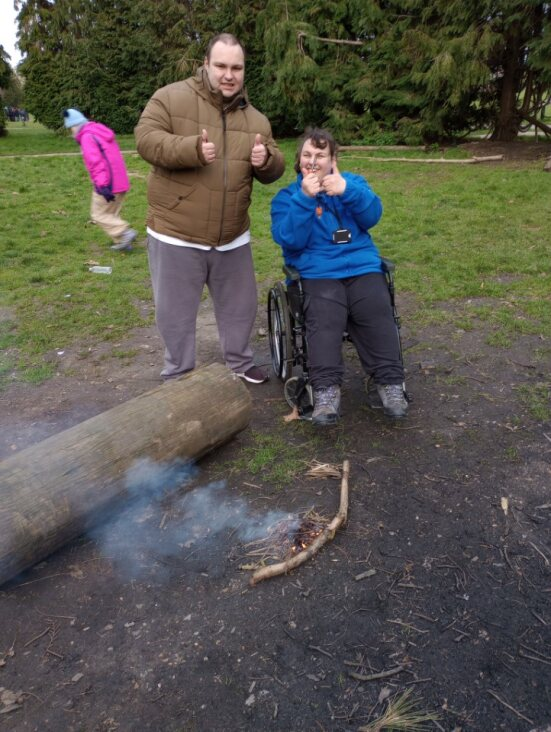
284;376;314;420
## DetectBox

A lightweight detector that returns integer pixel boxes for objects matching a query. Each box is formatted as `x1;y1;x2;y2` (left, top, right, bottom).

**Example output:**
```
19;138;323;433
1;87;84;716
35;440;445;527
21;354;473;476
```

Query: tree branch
520;113;551;137
297;31;364;47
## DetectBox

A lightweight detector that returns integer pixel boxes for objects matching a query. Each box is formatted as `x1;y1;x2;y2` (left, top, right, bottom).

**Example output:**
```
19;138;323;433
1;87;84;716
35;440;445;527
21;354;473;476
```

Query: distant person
63;108;136;251
135;33;285;382
271;127;408;425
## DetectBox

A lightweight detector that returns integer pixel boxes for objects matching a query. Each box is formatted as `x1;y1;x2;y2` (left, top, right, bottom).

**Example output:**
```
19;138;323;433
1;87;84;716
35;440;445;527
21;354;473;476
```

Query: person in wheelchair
270;127;408;426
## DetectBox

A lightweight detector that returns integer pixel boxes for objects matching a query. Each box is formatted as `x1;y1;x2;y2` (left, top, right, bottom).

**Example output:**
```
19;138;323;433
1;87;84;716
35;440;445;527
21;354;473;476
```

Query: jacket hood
75;121;115;144
192;67;248;113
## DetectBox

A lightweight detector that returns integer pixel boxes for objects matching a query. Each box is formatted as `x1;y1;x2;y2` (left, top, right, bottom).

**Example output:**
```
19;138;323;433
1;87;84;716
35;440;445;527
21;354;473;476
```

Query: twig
45;648;63;659
24;628;50;647
349;665;404;682
387;619;429;634
520;644;551;662
528;541;550;566
308;645;334;659
412;612;437;623
37;611;76;621
15;573;69;587
531;610;547;626
487;689;533;724
519;649;551;666
250;460;350;585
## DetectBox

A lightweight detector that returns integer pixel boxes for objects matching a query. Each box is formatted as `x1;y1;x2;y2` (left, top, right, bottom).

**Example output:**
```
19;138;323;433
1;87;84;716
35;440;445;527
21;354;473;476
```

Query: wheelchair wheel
267;282;293;381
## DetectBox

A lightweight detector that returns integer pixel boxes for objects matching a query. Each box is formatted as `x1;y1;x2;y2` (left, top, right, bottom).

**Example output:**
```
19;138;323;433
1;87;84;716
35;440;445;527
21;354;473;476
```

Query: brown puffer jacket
135;69;285;246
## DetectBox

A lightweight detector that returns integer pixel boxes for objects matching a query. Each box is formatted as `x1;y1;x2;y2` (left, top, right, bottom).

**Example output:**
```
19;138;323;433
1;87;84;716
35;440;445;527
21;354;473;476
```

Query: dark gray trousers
302;274;404;389
147;235;257;378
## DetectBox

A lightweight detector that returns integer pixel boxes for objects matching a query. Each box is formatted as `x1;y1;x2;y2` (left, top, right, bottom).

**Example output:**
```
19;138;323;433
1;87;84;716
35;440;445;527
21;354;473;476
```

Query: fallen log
250;459;350;585
340;154;504;164
339;145;426;151
0;363;252;586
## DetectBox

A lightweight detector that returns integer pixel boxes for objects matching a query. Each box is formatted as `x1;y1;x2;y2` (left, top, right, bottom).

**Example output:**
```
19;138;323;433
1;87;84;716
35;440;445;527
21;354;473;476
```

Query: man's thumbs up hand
201;128;216;164
251;133;268;168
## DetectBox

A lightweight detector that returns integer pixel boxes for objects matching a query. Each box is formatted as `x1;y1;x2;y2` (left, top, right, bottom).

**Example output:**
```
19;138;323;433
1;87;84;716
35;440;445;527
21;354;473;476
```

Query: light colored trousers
147;235;258;378
90;191;129;242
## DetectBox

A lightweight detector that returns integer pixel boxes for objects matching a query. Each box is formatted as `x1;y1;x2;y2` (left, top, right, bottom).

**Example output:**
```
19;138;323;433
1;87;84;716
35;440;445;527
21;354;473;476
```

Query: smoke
89;457;298;580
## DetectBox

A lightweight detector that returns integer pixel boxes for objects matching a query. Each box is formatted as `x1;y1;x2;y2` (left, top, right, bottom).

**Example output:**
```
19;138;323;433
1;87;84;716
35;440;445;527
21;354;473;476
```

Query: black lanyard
317;194;344;228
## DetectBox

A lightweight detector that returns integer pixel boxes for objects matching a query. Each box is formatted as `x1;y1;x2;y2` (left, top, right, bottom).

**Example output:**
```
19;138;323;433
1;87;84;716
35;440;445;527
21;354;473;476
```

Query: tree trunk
0;363;252;586
491;22;522;141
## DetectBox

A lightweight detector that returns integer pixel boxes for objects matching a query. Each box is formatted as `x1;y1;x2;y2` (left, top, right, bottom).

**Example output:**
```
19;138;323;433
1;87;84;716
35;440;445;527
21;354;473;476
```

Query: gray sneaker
111;228;137;251
312;385;341;426
376;383;408;418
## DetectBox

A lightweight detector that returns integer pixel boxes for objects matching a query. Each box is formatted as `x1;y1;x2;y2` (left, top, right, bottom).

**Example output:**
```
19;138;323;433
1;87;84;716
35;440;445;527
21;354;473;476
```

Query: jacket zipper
218;111;227;245
92;135;113;191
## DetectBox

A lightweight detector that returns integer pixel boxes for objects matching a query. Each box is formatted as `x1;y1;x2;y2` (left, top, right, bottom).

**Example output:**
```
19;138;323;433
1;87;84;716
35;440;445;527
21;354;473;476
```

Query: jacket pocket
148;172;194;210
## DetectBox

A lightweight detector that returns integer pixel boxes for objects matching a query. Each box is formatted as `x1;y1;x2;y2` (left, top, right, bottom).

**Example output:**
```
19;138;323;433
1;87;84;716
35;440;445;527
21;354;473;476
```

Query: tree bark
491;21;523;141
0;363;252;586
491;20;523;142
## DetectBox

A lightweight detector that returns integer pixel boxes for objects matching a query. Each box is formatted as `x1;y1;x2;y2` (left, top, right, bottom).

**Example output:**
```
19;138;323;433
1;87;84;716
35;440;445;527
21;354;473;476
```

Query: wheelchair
267;259;407;420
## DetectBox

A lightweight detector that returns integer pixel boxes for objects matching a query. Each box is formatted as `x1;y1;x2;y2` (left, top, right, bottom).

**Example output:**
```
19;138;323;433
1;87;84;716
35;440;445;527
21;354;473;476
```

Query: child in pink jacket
64;108;136;251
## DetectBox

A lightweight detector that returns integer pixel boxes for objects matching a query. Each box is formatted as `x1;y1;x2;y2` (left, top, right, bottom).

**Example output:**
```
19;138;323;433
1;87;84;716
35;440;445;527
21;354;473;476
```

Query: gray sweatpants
147;235;258;378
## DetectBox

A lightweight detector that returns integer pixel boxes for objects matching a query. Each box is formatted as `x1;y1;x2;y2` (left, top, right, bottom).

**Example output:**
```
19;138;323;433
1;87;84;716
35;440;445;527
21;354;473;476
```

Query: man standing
135;33;285;382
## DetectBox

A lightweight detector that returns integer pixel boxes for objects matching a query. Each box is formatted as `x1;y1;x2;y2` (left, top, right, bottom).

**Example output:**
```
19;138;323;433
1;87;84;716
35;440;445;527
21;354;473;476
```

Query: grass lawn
1;122;550;385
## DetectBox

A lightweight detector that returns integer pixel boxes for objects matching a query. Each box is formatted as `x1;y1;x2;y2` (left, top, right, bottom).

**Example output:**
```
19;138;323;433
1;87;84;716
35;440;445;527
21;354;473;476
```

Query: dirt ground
1;143;550;732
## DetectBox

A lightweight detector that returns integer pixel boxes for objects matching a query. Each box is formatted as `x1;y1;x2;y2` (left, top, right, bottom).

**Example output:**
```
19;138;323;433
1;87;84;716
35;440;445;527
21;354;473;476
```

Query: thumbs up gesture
321;159;346;196
251;133;268;168
201;128;216;164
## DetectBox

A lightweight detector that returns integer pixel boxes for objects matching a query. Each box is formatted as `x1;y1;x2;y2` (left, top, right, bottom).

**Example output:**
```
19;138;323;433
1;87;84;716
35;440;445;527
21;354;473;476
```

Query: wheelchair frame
267;259;405;419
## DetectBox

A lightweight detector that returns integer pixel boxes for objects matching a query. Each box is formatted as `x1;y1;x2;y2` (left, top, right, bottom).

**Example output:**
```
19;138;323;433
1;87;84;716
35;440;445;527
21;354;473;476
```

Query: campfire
240;460;350;586
290;515;325;554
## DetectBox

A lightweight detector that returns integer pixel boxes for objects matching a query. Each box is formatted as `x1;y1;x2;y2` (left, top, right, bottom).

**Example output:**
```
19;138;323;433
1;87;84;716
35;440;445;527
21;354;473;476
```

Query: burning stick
250;460;350;586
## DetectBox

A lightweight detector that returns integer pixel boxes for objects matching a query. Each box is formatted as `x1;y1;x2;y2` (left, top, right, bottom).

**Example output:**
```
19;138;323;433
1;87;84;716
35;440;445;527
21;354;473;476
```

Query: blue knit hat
63;108;88;128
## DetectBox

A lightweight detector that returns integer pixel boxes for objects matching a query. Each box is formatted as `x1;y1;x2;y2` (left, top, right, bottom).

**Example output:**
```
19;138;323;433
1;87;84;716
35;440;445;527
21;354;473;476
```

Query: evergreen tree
256;0;551;141
17;0;208;132
394;0;551;141
256;0;370;139
13;0;551;141
0;45;13;135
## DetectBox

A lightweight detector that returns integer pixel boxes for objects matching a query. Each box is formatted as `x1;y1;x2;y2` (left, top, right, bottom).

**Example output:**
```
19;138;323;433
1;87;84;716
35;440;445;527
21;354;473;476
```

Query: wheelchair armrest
283;264;301;282
380;257;395;275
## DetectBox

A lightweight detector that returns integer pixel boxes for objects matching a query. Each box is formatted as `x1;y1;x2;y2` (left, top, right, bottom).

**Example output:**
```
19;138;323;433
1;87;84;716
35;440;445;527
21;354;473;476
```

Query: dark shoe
111;228;136;251
312;385;341;426
376;383;408;418
236;365;269;384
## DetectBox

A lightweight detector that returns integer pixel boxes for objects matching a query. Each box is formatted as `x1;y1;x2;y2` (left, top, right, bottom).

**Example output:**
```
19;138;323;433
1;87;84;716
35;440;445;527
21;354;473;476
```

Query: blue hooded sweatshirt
271;172;383;279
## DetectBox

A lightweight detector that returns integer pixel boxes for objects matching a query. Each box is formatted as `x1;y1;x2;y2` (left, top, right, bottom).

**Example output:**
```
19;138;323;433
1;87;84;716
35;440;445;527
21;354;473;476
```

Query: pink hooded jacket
75;121;130;194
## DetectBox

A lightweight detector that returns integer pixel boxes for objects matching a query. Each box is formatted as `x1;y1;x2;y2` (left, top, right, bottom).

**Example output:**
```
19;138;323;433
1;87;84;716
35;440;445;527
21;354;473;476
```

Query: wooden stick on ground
250;460;350;586
340;154;504;164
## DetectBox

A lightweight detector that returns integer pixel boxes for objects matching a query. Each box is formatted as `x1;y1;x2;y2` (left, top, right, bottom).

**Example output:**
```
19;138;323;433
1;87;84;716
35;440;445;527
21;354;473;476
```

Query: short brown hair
205;33;245;61
294;127;338;173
